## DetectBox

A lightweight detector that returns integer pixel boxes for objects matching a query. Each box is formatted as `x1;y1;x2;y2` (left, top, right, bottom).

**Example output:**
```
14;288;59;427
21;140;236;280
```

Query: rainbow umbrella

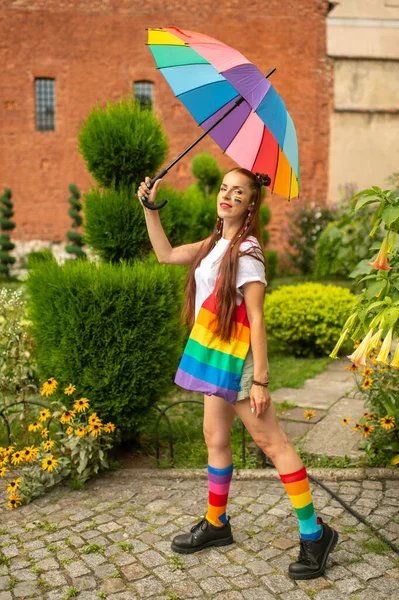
143;26;299;209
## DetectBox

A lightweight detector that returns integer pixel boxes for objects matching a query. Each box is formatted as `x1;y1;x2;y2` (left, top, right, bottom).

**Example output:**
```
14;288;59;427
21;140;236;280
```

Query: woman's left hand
250;385;272;418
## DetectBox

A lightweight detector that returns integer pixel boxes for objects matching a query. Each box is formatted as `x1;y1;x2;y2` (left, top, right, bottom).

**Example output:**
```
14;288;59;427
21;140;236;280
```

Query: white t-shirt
194;235;267;320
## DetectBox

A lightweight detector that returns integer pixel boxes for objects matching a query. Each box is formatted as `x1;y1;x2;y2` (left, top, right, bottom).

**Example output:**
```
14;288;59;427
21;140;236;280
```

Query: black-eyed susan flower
346;364;359;373
65;426;74;435
362;367;373;377
42;455;59;472
28;421;42;432
75;427;87;437
341;417;351;427
88;423;102;437
353;340;361;349
88;412;101;426
304;410;316;420
0;466;10;477
42;440;55;451
362;422;375;438
22;446;37;462
60;410;75;425
380;416;395;430
103;423;115;434
352;422;362;431
11;451;24;466
64;384;76;396
73;398;90;413
41;428;49;439
362;411;371;419
369;413;377;420
362;378;373;390
6;477;21;494
40;377;58;397
38;408;51;422
7;494;22;510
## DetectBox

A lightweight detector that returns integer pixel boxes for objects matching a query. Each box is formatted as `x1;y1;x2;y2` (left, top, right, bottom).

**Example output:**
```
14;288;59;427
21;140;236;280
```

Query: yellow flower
352;422;362;431
65;426;74;435
376;328;393;365
353;340;361;349
390;341;399;369
88;412;101;426
362;422;375;437
0;466;10;477
75;427;87;437
22;447;36;462
64;384;76;396
362;377;373;390
42;455;59;472
304;410;316;420
60;410;75;424
88;423;102;437
362;368;373;377
11;451;24;465
40;377;58;397
346;364;359;373
28;422;42;432
341;417;351;427
41;428;49;439
42;440;55;451
103;423;115;434
73;398;90;412
6;477;21;494
380;416;395;430
39;408;51;422
369;413;377;420
347;329;375;367
330;328;349;360
7;494;22;510
362;412;371;419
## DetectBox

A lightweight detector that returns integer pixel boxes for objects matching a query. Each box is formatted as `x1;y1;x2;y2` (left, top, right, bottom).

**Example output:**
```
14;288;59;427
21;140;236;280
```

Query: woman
137;167;338;580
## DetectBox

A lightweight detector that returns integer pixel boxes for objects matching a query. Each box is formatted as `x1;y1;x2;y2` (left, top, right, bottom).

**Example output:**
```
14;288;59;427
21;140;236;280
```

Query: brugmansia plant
330;184;399;466
0;188;16;276
65;183;86;259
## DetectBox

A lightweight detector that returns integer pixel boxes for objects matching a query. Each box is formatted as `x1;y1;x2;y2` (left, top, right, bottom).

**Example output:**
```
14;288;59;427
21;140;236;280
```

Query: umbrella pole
142;68;276;210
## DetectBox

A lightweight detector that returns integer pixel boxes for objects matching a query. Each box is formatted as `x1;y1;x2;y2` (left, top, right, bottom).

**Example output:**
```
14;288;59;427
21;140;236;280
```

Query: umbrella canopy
147;26;299;200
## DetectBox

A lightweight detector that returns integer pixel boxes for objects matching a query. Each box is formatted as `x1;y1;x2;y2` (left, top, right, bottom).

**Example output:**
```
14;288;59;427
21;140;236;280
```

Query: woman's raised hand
136;177;162;207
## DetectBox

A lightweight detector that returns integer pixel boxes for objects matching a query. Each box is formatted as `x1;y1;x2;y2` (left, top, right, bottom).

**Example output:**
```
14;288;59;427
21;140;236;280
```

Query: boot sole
171;534;234;554
288;529;339;580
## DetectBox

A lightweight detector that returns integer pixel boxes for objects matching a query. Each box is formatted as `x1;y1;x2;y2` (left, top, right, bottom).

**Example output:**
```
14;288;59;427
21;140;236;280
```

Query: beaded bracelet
252;379;269;388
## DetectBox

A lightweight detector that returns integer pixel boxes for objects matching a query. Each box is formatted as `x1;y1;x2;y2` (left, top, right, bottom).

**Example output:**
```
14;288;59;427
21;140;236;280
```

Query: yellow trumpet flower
347;329;374;367
376;328;393;365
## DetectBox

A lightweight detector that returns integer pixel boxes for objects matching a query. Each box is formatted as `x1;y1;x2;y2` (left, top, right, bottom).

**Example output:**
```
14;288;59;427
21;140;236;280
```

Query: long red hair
182;168;267;341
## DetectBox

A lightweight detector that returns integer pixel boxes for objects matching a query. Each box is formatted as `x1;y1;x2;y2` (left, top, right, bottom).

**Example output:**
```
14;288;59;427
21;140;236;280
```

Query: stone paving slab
0;469;398;600
271;358;355;410
300;396;366;459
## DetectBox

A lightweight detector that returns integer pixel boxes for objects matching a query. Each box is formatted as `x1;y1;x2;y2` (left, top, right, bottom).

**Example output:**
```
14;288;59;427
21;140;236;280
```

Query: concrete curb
110;467;399;481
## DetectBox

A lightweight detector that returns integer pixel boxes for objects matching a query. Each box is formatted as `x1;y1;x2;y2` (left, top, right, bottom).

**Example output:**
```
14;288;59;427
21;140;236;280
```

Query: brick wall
0;0;333;261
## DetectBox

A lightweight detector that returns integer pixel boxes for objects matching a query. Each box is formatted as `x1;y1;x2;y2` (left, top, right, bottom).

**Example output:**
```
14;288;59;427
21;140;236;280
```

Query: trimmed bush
265;250;278;282
83;187;152;262
265;282;356;356
78;97;168;191
191;152;222;197
26;256;186;443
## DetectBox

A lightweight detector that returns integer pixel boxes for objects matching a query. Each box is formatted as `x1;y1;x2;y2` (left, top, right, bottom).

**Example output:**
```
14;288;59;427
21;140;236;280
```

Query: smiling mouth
220;203;232;209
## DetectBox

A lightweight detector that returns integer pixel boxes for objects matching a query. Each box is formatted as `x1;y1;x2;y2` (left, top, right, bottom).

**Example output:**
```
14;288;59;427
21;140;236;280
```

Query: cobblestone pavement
0;470;399;600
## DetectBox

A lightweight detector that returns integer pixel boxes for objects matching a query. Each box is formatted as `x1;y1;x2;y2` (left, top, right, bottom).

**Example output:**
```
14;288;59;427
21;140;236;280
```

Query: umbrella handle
141;169;168;211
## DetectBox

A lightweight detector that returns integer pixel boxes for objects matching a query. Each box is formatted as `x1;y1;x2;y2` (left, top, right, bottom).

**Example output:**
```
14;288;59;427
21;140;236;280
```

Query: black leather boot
288;518;339;580
171;516;234;554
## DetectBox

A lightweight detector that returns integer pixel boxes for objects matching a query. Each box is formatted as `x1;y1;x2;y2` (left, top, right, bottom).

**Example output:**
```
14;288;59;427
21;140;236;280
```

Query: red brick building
0;0;333;256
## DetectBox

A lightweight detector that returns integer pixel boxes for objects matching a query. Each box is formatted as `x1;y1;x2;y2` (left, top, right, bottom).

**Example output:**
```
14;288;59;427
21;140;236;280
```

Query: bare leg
203;394;236;468
233;397;303;473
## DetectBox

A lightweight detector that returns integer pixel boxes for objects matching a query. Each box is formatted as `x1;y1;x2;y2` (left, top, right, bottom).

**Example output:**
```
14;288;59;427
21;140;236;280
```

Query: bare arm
137;177;207;265
243;280;271;417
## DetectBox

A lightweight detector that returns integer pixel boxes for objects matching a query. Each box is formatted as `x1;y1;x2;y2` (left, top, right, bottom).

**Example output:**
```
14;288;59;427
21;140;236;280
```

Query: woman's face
217;172;254;222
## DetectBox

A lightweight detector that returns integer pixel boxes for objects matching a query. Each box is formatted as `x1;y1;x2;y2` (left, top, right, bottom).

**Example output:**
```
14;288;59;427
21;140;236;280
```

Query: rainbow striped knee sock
280;466;322;540
205;464;233;527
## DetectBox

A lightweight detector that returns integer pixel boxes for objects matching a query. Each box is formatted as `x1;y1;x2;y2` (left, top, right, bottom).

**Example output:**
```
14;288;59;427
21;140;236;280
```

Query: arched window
134;80;154;109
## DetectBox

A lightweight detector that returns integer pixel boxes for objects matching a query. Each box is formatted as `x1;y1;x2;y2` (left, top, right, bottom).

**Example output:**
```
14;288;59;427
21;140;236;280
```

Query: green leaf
349;260;374;279
381;204;399;227
354;196;379;212
366;280;386;299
